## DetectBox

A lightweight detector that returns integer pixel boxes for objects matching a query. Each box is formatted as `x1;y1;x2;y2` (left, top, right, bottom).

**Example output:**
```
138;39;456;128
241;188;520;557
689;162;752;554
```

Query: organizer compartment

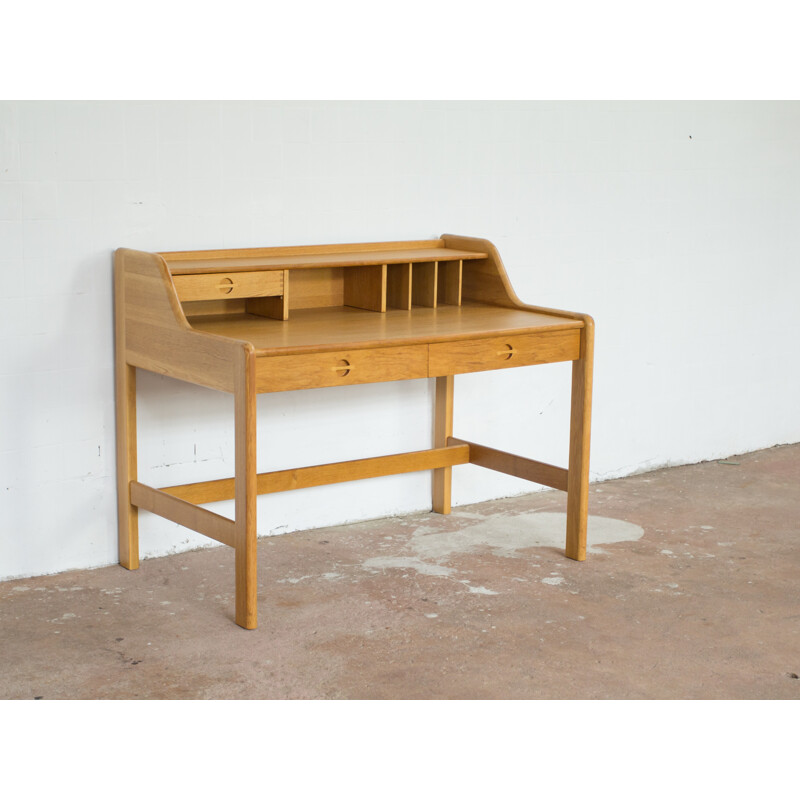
173;245;477;324
387;263;412;310
289;267;343;311
411;261;438;308
343;264;387;312
437;259;462;306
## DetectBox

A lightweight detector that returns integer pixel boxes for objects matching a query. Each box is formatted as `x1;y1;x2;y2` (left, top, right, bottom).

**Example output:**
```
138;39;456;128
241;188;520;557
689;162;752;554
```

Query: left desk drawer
256;345;429;393
173;271;284;302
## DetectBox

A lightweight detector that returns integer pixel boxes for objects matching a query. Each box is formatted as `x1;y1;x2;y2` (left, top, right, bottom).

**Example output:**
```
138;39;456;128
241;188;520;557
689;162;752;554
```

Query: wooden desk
114;235;594;629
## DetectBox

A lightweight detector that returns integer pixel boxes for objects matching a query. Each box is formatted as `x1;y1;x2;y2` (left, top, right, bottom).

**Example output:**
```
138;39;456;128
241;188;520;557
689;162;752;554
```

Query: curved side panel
115;248;249;393
441;233;593;328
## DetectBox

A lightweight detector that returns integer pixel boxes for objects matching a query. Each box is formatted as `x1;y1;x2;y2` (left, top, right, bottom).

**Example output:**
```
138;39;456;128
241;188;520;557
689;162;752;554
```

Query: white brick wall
2;100;799;582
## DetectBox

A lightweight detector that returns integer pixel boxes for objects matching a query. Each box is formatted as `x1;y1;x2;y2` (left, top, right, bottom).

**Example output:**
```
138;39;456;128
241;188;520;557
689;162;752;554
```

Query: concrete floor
2;442;798;700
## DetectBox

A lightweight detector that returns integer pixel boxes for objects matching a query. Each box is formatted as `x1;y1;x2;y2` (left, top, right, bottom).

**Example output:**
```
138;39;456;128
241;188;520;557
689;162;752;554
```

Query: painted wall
1;100;799;582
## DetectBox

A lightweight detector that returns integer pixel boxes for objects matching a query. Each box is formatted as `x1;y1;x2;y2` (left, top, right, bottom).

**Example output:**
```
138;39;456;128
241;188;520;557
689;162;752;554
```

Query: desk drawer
429;329;581;377
173;270;284;302
256;345;429;393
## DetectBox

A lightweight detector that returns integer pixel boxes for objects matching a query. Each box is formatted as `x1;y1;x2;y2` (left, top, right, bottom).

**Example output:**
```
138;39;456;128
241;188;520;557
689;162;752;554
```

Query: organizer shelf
114;235;594;628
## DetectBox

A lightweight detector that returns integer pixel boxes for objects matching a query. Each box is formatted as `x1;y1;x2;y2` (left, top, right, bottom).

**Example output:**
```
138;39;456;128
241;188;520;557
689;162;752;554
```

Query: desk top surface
188;302;583;356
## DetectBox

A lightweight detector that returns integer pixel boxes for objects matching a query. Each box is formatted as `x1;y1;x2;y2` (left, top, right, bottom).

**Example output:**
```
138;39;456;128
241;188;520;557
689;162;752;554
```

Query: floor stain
409;512;644;561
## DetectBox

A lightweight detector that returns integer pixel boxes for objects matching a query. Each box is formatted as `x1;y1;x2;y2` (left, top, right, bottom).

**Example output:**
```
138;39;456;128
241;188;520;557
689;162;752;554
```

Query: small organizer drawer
255;345;429;393
173;270;284;302
429;329;581;377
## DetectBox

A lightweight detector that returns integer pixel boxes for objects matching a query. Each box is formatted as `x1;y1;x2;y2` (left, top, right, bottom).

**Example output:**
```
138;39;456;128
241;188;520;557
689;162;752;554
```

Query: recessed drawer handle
217;277;234;294
331;359;352;377
498;345;517;360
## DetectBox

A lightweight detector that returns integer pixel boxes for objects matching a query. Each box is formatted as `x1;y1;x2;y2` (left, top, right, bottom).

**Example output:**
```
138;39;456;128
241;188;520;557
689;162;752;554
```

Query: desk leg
433;374;454;514
234;348;258;629
566;320;594;561
116;362;139;570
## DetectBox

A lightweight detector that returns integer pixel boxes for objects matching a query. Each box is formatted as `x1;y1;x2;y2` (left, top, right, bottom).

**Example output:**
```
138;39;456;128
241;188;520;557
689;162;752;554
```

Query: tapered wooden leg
116;361;139;570
433;374;454;514
234;347;258;629
566;318;594;560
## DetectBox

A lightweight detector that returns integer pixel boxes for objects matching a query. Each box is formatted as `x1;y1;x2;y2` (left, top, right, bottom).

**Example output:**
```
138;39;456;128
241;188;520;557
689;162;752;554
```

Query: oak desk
114;235;594;629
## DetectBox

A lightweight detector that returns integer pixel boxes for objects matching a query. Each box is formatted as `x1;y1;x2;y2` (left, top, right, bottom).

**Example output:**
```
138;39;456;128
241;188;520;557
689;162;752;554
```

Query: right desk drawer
429;329;581;377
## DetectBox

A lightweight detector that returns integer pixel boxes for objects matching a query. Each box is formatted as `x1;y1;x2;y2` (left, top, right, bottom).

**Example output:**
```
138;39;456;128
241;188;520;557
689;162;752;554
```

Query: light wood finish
262;444;469;494
442;234;595;562
116;249;251;393
115;236;594;629
565;318;594;561
438;259;462;306
235;347;258;629
289;267;344;310
246;297;287;321
429;329;580;377
183;299;247;317
246;270;290;320
172;270;284;302
161;445;470;504
443;233;593;323
255;344;428;393
448;438;569;492
130;481;236;547
412;262;438;307
115;253;138;570
386;263;413;310
343;264;387;312
161;238;445;262
433;375;454;514
190;304;581;357
163;245;485;275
